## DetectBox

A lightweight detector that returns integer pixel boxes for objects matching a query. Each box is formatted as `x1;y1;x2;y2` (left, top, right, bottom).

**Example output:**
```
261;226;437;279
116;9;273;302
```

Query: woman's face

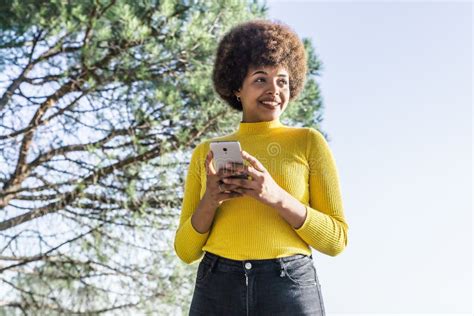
235;65;290;123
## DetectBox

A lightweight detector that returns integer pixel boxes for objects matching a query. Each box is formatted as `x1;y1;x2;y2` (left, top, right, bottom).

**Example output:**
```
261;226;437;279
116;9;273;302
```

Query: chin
262;112;281;121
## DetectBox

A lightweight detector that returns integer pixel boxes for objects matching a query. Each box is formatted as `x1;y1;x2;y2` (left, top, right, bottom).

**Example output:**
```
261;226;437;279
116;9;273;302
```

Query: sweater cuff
295;205;310;232
175;217;210;264
294;205;324;237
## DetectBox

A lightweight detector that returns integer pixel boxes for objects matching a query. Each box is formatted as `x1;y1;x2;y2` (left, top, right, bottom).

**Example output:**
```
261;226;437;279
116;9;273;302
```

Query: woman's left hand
219;150;284;207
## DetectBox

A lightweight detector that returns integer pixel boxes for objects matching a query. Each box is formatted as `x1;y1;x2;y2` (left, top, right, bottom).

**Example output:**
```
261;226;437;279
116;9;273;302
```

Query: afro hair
212;19;308;111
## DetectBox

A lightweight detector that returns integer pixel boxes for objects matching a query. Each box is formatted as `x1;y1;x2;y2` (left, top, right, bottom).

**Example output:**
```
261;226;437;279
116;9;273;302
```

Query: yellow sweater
174;118;348;264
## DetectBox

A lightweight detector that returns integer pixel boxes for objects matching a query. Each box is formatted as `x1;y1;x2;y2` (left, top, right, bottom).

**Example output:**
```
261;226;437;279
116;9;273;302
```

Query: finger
239;164;260;180
218;182;231;192
216;167;233;178
215;169;224;178
241;150;266;172
225;162;245;173
218;163;259;182
229;164;250;179
216;162;251;179
204;151;211;174
206;150;217;175
221;178;254;190
218;182;241;194
232;187;251;195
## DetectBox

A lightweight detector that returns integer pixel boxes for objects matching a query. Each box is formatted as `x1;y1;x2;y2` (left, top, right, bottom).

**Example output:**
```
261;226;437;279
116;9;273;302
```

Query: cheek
248;92;263;102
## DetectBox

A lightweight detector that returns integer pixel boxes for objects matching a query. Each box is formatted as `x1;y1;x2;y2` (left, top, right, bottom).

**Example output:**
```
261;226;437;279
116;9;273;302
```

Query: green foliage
0;0;327;314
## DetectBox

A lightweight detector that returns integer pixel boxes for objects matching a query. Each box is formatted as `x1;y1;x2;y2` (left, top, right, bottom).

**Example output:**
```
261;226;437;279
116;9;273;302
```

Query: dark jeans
189;252;326;316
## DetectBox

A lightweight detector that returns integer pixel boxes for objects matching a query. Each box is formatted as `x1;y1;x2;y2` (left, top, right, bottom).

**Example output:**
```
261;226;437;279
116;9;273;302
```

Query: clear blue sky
266;1;472;314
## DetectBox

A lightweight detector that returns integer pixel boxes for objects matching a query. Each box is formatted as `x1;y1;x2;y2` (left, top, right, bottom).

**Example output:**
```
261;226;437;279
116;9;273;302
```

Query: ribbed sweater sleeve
294;128;349;256
174;143;210;264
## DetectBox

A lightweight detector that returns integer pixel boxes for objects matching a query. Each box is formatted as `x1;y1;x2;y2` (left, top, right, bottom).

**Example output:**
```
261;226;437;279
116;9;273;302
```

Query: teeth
261;101;279;106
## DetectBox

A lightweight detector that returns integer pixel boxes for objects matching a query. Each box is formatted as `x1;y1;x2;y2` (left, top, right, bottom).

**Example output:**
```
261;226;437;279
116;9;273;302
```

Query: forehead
246;65;288;77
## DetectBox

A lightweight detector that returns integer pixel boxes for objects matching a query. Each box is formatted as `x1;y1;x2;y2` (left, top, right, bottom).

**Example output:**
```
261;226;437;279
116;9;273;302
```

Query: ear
234;88;241;98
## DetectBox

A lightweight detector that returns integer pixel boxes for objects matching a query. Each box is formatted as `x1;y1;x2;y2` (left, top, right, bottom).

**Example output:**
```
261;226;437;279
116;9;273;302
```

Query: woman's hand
203;150;243;208
218;150;285;207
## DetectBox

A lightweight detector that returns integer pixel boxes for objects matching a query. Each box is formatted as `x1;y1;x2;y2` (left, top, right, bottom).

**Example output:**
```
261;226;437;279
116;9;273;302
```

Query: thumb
241;150;266;172
205;150;217;175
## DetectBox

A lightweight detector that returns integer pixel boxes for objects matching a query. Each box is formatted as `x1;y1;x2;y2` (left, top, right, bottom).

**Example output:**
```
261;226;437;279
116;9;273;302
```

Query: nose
266;79;280;96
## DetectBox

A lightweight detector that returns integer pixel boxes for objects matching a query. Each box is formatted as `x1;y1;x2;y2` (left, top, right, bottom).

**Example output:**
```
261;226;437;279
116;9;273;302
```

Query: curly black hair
212;19;307;111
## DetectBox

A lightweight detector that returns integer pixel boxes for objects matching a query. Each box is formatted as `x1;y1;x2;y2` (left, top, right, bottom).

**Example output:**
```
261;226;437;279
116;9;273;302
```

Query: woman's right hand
203;150;243;207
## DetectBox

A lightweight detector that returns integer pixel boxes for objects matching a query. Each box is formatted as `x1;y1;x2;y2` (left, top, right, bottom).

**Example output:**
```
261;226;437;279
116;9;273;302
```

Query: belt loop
278;258;286;277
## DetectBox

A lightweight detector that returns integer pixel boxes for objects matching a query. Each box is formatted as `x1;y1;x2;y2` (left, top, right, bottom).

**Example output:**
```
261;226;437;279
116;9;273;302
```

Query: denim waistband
201;251;312;274
203;251;311;265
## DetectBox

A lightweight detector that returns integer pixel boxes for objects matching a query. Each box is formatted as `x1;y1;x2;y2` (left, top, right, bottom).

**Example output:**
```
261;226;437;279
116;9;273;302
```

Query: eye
255;77;265;83
279;79;288;85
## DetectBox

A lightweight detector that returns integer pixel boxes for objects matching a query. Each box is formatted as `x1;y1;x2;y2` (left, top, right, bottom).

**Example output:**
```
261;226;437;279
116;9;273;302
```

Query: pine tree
0;0;324;314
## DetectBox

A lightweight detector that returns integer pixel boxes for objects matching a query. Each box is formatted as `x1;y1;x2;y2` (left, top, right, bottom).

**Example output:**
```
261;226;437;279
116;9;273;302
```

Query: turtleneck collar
236;118;284;135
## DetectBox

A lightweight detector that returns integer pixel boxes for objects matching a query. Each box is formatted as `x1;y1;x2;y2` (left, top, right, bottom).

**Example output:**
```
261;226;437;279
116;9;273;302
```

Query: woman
174;19;348;316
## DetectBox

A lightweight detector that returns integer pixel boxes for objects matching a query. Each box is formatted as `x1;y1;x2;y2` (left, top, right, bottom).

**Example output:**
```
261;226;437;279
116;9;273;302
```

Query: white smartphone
210;141;247;179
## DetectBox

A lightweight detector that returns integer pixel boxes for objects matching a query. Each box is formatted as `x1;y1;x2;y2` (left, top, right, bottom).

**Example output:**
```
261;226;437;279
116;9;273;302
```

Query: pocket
283;256;318;287
196;260;212;284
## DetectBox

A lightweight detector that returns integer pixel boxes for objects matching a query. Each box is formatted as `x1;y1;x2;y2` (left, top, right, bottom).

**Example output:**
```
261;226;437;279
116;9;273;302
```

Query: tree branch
0;140;166;230
0;224;103;273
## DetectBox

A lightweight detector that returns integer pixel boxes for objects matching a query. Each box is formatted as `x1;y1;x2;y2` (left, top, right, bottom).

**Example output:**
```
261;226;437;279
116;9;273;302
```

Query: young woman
174;19;349;316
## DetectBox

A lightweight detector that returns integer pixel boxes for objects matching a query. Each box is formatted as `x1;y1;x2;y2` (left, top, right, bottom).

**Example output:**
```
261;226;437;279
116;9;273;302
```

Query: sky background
266;1;472;314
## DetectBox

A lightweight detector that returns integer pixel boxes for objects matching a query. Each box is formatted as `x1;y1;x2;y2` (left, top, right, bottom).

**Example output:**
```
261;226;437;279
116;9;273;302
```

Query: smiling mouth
259;101;281;110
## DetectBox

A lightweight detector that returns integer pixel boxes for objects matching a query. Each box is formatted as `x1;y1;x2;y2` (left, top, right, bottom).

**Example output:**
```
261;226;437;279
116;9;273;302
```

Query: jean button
245;262;252;270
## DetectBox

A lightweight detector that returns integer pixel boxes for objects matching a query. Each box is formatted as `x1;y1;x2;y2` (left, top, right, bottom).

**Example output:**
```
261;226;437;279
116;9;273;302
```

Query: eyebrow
251;70;288;77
